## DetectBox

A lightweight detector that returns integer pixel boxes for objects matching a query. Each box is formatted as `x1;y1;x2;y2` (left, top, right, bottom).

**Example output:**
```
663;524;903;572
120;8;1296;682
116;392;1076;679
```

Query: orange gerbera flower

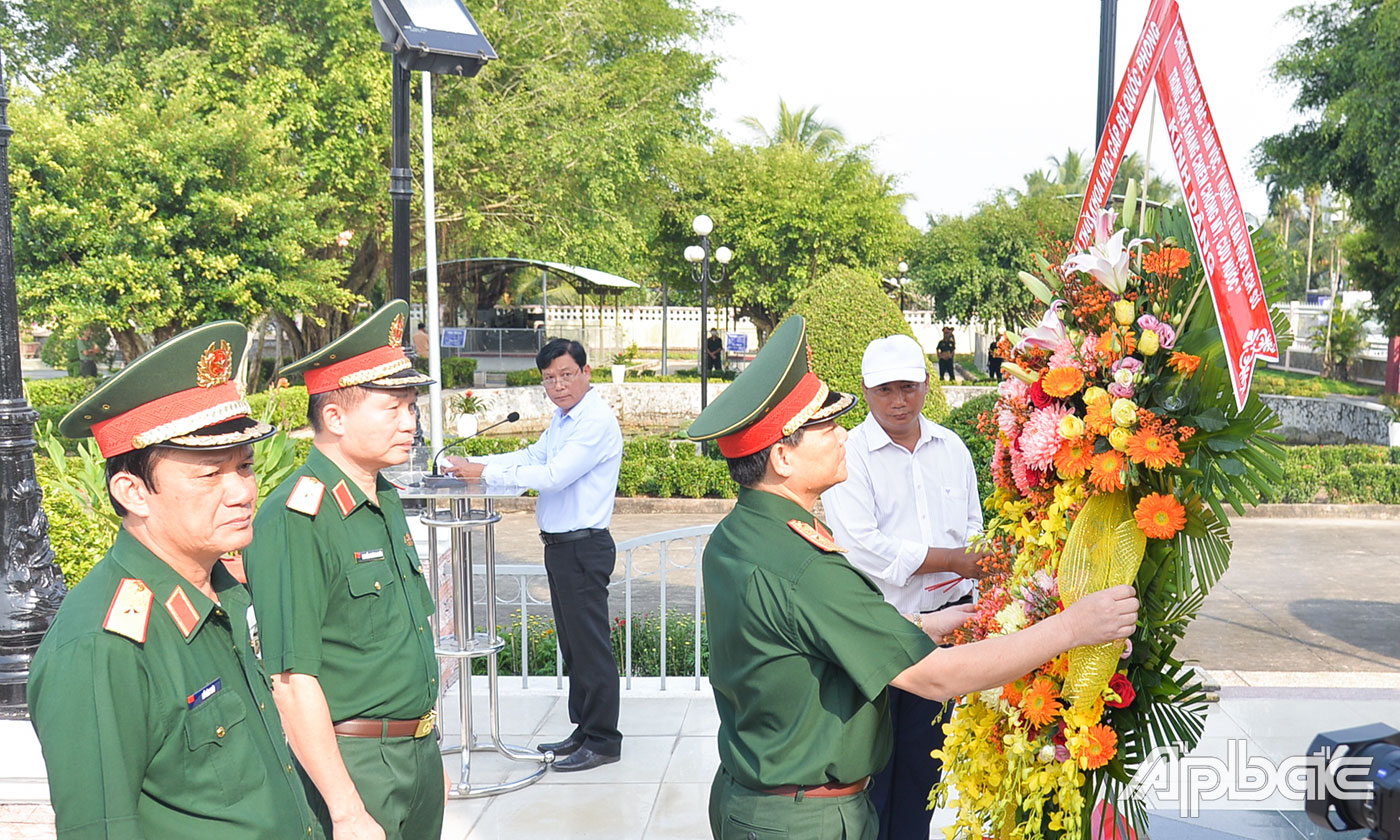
1044;654;1069;679
1077;723;1118;769
1125;426;1183;470
1135;492;1187;539
1088;449;1125;492
1085;397;1114;436
1142;246;1191;278
1054;439;1094;478
1041;367;1085;399
1168;351;1201;377
1020;677;1062;728
1002;679;1026;708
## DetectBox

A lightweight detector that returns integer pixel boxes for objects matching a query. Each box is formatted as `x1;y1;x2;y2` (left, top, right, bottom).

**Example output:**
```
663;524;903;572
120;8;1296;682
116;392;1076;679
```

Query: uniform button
287;764;294;773
417;626;423;632
259;703;265;711
216;726;226;738
374;581;382;591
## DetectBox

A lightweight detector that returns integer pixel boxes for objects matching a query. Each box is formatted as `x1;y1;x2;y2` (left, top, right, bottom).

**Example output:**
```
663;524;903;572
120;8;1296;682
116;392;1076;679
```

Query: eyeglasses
541;370;582;387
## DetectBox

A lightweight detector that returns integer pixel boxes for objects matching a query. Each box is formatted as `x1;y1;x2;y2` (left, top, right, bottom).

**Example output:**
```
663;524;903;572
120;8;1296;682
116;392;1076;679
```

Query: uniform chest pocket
182;690;267;802
345;561;402;641
941;487;969;543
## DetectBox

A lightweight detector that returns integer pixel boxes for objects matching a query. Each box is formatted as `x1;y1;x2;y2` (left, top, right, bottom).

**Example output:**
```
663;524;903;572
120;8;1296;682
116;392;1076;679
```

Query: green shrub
245;385;310;432
34;456;116;586
24;377;98;407
409;356;478;388
789;266;949;426
506;367;542;387
1254;369;1379;397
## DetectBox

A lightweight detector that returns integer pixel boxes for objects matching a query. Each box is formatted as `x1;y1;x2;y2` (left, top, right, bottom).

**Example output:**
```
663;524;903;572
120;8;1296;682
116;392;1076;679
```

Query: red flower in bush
1028;379;1053;409
1105;673;1136;708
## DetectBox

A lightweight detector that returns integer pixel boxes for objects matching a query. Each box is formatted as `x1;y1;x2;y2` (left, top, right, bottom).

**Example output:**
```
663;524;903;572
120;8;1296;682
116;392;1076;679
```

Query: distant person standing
78;326;103;377
936;326;956;381
412;322;430;358
706;328;724;373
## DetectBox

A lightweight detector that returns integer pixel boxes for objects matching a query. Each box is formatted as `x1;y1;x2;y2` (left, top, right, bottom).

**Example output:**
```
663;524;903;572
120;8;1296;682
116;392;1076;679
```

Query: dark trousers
937;358;955;381
543;530;622;755
867;685;952;840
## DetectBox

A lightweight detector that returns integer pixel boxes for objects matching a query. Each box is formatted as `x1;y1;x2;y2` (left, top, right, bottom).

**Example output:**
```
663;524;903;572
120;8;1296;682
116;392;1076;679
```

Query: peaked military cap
281;300;434;395
687;315;855;457
60;322;275;458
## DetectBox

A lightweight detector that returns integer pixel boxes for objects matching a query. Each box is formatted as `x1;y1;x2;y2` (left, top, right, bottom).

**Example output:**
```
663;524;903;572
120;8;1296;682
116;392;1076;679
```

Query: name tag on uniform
187;678;221;710
354;549;385;563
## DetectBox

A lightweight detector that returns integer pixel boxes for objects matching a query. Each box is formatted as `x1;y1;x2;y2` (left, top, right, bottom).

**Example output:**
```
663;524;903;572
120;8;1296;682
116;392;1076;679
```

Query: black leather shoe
551;747;620;772
537;733;585;757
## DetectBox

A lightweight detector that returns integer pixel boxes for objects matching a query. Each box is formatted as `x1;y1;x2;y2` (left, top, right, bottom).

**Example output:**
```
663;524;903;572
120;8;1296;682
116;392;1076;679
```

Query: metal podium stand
394;468;546;798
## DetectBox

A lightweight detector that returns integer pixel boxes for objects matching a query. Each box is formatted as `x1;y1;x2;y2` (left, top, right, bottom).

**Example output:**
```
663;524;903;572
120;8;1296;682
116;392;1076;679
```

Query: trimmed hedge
789;266;949;426
506;367;542;387
471;608;708;678
24;376;98;407
413;356;478;388
245;386;311;432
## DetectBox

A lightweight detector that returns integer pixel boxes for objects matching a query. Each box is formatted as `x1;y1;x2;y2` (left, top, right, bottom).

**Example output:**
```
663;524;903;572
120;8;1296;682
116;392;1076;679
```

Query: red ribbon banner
1154;18;1278;410
1072;0;1180;252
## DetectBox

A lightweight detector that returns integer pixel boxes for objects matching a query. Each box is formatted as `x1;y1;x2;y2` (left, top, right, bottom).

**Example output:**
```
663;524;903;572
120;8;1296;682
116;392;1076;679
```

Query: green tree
652;140;917;342
1255;0;1400;332
9;82;350;359
4;0;719;347
739;98;846;155
789;266;948;428
911;193;1077;329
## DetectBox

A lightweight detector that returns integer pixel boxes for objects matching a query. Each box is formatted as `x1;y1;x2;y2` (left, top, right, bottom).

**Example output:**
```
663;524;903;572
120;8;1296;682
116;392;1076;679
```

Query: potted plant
451;390;485;437
610;343;639;384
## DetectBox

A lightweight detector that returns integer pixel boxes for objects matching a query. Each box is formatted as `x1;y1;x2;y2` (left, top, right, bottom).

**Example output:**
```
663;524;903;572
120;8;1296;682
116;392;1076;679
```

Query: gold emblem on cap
196;340;234;389
388;314;405;348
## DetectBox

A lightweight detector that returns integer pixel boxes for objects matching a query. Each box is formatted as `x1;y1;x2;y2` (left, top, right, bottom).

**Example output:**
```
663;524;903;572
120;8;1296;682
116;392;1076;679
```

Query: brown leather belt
762;777;869;798
333;711;435;739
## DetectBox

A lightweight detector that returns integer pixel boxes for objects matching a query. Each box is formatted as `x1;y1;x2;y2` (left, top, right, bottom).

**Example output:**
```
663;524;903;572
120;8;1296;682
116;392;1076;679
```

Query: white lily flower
1016;300;1069;351
1062;226;1151;296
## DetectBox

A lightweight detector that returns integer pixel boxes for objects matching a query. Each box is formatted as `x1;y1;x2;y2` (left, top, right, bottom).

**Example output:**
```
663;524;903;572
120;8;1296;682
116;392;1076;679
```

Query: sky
699;0;1308;228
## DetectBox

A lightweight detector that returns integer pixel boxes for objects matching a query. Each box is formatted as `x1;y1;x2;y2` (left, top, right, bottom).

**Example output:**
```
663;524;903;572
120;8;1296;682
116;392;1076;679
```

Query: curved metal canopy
410;257;639;291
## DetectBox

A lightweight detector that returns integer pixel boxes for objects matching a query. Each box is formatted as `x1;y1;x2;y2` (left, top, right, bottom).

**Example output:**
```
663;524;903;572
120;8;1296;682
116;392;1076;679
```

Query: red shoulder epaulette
787;519;846;554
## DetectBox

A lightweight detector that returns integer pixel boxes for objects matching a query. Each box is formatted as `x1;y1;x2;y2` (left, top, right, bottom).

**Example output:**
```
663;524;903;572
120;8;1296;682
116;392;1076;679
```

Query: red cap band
716;371;825;458
302;345;407;395
91;380;246;458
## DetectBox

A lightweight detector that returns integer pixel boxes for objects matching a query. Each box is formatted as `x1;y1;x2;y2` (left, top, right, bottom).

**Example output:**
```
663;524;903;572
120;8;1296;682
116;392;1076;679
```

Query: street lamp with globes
685;214;720;409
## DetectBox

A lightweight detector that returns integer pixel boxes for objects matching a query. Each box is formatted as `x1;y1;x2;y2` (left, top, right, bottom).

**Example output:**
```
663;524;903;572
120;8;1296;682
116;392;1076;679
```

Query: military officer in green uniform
688;316;1140;840
29;322;317;839
244;301;443;840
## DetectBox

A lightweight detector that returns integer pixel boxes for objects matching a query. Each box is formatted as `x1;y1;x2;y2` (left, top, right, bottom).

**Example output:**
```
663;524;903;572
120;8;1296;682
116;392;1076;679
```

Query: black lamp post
685;214;716;409
370;0;496;310
897;260;909;311
1095;0;1118;144
0;50;66;718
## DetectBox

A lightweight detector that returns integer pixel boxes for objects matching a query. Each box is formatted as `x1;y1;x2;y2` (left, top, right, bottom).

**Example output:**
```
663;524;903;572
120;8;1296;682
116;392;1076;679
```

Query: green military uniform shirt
703;487;938;790
245;447;438;721
29;530;316;840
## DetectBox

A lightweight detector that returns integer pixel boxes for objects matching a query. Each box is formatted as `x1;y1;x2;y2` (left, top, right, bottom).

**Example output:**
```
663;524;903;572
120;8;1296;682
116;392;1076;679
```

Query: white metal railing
464;525;715;690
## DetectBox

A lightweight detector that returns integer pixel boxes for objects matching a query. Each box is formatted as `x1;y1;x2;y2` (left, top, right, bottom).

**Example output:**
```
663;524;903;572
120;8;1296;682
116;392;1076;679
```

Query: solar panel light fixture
371;0;497;76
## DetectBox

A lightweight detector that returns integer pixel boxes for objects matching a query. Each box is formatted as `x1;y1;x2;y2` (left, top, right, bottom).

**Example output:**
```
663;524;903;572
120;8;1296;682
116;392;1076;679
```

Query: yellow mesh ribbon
1055;490;1145;712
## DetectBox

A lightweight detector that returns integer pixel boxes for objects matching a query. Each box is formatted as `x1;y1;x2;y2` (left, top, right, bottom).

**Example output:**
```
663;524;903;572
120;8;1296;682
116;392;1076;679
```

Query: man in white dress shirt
443;338;624;772
820;334;989;840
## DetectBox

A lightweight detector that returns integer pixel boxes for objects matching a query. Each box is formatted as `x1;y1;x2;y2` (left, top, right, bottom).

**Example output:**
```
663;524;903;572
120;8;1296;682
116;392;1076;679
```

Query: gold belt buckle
415;710;436;739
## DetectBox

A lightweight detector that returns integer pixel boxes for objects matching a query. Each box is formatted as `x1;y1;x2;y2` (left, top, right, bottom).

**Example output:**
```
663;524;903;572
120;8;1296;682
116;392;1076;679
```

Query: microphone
428;411;521;478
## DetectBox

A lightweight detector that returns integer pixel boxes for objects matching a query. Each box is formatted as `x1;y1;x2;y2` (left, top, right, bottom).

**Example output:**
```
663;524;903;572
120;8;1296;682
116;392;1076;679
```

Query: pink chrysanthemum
1048;338;1079;371
997;405;1021;437
1010;445;1040;495
1018;403;1072;470
998;377;1029;401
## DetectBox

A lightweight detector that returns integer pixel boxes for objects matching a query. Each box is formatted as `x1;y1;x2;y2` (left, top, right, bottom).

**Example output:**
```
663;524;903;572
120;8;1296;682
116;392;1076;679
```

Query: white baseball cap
861;334;928;387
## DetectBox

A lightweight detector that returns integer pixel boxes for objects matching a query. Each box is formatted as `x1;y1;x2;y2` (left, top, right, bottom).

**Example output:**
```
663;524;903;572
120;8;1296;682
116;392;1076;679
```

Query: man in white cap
820;333;989;840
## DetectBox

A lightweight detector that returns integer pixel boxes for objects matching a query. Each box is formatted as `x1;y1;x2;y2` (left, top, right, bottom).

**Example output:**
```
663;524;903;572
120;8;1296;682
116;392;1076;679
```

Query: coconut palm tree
1048;147;1089;195
739;99;846;155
